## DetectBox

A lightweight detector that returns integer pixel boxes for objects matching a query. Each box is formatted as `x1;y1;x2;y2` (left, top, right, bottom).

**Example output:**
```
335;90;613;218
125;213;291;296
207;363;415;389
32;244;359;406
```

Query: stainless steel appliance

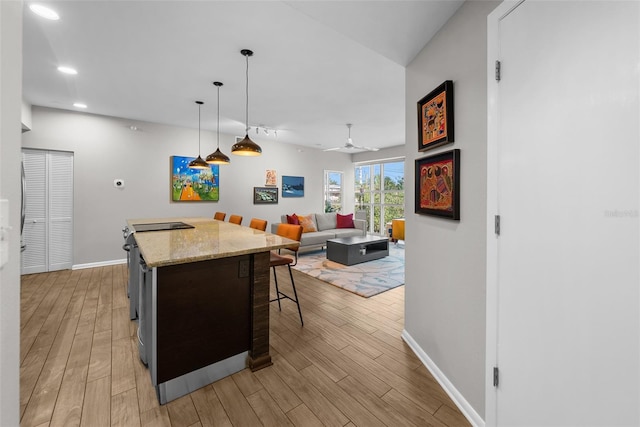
122;226;139;320
131;221;194;232
137;258;152;366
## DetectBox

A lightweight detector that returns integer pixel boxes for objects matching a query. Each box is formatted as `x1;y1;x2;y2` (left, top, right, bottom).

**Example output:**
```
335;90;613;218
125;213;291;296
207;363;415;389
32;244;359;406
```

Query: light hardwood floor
20;264;470;427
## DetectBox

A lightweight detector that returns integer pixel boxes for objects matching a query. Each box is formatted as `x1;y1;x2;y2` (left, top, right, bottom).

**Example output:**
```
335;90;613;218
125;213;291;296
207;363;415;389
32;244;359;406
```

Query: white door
21;149;73;274
488;1;639;425
48;151;73;271
22;150;47;273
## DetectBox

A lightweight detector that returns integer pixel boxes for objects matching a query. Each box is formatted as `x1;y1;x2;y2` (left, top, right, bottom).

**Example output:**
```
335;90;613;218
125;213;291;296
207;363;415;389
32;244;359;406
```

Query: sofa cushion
286;213;299;225
336;213;354;228
333;228;364;239
300;230;334;246
315;213;337;231
297;214;318;233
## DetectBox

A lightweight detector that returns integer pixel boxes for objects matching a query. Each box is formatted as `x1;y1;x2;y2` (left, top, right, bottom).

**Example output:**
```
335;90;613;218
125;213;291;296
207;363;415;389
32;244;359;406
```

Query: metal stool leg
287;265;303;326
272;266;282;311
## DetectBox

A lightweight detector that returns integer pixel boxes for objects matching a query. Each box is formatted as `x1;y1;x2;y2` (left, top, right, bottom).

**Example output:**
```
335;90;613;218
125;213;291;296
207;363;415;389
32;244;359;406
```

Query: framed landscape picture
253;187;278;204
170;156;219;202
415;149;460;220
282;175;304;197
417;80;454;151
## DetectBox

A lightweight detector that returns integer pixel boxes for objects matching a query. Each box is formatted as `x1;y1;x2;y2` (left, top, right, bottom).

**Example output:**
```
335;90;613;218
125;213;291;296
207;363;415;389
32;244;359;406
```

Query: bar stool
214;212;226;221
228;214;243;225
270;223;303;326
249;218;267;231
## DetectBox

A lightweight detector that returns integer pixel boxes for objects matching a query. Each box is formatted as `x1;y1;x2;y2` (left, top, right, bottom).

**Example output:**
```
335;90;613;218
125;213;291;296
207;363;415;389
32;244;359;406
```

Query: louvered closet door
22;150;47;274
48;151;73;271
21;149;73;274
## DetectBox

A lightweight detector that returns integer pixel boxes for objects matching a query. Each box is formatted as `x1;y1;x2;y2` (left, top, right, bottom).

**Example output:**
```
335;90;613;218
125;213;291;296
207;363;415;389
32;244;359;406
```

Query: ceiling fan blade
351;143;379;151
323;147;343;152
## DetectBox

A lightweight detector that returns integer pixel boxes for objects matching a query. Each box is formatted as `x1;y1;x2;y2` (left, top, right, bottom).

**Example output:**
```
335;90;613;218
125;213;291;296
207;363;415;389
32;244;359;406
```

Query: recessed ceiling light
57;66;77;75
29;4;60;20
73;103;87;109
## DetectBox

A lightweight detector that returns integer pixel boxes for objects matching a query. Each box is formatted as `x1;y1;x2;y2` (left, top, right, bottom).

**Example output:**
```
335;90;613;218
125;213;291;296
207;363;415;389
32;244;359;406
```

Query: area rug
292;243;404;298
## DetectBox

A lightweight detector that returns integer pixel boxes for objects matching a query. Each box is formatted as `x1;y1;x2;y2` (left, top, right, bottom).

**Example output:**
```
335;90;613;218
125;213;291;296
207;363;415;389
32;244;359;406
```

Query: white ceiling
22;1;463;152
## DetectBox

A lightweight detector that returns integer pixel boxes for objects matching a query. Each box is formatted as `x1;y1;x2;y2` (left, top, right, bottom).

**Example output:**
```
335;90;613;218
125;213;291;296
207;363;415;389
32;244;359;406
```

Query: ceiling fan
323;124;379;152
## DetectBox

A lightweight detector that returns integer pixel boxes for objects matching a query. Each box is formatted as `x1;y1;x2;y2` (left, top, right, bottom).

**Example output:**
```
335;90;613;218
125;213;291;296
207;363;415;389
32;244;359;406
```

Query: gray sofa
271;213;366;249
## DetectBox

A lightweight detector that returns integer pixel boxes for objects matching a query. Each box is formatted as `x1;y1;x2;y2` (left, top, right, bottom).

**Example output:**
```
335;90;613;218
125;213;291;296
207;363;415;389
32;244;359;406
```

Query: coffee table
326;235;389;266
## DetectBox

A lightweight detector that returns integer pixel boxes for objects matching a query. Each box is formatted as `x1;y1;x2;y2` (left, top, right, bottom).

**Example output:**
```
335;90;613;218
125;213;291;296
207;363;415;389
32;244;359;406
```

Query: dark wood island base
248;252;273;371
129;218;297;404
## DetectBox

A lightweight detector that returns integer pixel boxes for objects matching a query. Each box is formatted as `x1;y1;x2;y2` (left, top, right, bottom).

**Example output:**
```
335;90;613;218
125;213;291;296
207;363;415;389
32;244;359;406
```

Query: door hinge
495;60;501;81
493;367;499;387
494;215;501;236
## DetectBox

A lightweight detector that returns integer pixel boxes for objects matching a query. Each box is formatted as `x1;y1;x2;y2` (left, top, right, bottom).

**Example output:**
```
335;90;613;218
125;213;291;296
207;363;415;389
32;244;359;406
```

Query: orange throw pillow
297;214;317;233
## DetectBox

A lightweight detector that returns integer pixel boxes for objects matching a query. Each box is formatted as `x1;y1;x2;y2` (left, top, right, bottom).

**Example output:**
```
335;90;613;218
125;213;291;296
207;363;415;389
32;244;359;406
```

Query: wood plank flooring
19;264;470;427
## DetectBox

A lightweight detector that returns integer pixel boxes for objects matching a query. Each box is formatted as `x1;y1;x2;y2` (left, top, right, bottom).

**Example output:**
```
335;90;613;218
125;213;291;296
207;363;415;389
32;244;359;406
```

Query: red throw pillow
336;213;354;228
286;214;299;225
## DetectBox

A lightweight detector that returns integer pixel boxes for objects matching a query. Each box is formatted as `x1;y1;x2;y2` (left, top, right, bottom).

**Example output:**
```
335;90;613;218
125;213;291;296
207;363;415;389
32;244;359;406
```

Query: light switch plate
0;199;9;269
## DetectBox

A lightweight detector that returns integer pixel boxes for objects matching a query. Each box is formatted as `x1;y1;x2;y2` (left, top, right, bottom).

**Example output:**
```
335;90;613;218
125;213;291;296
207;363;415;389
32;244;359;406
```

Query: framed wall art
265;169;277;186
417;80;454;151
170;155;219;202
282;175;304;198
253;187;278;204
415;149;460;220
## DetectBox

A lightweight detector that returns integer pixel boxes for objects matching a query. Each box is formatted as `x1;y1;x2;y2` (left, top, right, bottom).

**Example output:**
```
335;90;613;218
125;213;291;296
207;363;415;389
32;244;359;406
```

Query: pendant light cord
217;85;220;148
198;103;202;154
245;53;249;134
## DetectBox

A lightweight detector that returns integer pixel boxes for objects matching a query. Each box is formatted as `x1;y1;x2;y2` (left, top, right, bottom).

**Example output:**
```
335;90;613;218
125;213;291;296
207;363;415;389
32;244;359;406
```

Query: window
323;170;343;213
355;160;404;234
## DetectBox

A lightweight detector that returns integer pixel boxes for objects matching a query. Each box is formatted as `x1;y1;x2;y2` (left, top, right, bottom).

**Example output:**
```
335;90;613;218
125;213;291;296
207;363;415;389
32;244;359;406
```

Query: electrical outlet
238;260;250;278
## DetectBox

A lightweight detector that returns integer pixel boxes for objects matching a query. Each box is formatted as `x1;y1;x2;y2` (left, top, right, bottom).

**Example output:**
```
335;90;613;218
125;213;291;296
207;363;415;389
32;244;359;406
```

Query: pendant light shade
232;49;262;156
206;81;231;165
188;101;210;169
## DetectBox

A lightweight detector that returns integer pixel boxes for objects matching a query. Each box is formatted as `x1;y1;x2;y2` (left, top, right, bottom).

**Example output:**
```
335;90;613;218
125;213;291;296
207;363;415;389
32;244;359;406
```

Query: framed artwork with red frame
415;149;460;220
417;80;454;151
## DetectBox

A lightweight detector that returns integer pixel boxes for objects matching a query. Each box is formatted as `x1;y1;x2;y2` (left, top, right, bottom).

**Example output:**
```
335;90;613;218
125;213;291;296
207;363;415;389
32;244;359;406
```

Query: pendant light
188;101;210;169
206;81;231;165
231;49;262;156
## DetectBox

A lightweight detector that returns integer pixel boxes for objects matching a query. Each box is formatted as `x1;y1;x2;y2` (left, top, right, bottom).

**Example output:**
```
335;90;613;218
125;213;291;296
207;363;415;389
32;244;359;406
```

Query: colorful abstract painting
171;156;219;202
417;80;454;151
415;149;460;219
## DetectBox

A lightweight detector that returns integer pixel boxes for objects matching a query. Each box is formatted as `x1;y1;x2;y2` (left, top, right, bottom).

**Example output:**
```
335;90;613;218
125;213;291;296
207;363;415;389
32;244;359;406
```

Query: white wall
22;106;356;266
352;144;405;164
404;1;499;423
0;1;22;425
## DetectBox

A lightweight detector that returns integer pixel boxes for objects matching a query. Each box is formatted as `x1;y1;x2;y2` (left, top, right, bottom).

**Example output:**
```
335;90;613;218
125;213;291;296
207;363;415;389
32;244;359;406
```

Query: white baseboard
73;258;126;270
401;329;485;427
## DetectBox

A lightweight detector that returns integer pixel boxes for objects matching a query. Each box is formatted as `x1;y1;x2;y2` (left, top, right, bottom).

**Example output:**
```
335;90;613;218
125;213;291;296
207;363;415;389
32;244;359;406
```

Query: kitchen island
127;217;296;404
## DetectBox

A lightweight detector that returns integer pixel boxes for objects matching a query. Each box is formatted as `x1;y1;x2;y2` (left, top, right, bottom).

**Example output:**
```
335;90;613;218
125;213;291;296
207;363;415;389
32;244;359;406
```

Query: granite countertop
127;217;297;267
